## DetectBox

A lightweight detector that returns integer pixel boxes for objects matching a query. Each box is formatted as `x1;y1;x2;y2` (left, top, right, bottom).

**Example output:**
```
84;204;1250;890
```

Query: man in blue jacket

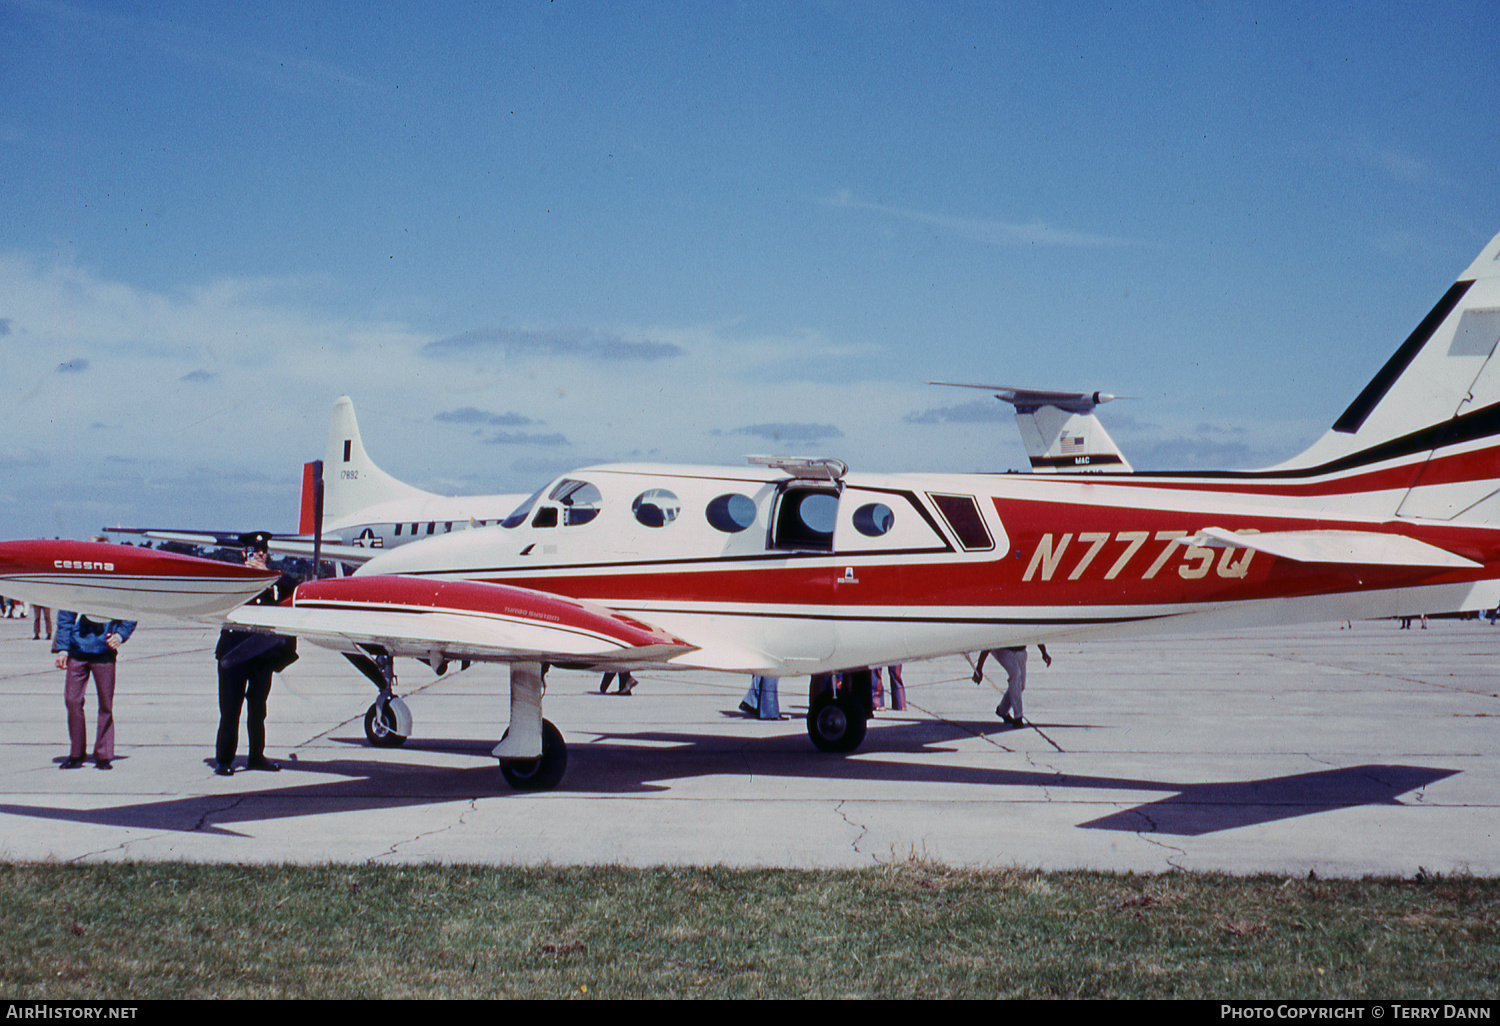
54;610;136;769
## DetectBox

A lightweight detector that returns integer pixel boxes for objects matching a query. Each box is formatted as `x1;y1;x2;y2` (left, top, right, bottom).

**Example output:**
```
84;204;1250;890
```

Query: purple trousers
65;657;116;760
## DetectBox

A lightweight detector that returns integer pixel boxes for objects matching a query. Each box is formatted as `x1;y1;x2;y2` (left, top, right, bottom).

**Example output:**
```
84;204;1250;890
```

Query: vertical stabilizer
1270;230;1500;522
322;396;440;523
929;384;1131;472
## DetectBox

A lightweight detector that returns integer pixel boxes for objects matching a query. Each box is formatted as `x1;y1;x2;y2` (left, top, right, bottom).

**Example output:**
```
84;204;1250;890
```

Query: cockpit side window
929;493;994;551
548;479;603;527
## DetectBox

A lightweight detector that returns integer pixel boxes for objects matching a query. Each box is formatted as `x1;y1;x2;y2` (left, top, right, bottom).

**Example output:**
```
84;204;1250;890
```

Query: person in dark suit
214;533;298;776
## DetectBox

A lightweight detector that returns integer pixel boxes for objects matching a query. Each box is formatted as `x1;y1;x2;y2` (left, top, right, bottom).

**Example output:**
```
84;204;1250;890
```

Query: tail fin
321;396;441;524
1273;230;1500;521
1003;388;1132;473
929;384;1132;472
298;461;322;535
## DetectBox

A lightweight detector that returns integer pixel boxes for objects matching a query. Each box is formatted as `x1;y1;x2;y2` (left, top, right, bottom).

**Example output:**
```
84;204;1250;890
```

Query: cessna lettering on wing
1022;530;1257;582
53;560;115;572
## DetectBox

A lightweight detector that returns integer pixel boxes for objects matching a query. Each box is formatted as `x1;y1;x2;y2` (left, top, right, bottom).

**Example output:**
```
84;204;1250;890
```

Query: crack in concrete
1121;806;1190;866
70;832;176;863
193;795;246;833
377;798;479;861
1264;650;1500;698
833;799;869;855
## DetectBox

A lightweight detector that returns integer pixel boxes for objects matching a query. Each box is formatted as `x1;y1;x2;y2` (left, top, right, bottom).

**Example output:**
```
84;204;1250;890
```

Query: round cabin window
705;493;757;533
632;488;681;527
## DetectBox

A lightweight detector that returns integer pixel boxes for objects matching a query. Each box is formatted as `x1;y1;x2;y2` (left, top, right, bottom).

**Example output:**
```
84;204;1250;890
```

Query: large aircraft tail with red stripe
1264;231;1500;523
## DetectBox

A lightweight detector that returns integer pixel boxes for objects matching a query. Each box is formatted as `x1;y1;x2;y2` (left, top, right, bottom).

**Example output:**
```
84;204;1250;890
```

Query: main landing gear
497;719;568;791
492;661;568;791
344;651;567;791
806;668;874;753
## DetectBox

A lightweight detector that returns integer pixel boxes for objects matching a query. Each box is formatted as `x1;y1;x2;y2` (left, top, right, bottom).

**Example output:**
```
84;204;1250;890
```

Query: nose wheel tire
364;700;409;748
498;719;568;791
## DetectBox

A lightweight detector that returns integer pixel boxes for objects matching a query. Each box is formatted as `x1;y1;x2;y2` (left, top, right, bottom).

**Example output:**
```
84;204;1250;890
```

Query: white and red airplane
5;229;1500;790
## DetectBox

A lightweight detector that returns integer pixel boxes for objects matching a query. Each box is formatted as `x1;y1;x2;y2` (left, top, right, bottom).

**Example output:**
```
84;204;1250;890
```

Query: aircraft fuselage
354;461;1500;675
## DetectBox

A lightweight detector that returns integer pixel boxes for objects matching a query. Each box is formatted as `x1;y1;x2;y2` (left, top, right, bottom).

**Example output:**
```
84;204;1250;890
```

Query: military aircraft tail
928;384;1132;473
315;396;443;524
1265;230;1500;524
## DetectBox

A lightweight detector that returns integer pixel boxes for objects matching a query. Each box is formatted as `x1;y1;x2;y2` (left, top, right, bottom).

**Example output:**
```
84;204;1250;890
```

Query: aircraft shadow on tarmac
0;717;1459;840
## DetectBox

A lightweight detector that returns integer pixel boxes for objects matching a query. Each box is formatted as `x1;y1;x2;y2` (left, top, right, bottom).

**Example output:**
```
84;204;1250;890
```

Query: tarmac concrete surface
0;611;1496;876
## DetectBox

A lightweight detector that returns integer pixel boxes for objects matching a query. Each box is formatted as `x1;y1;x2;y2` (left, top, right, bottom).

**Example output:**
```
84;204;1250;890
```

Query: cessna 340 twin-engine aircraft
5;228;1500;790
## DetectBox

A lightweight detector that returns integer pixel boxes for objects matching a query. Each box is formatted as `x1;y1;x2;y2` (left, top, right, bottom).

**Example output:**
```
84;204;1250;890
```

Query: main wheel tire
807;691;868;753
364;701;408;748
499;719;568;791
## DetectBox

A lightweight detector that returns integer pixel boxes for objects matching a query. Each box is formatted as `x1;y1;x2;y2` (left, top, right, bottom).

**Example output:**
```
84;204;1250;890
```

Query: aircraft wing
104;527;386;566
1189;527;1482;569
0;539;279;621
226;575;699;668
0;538;700;669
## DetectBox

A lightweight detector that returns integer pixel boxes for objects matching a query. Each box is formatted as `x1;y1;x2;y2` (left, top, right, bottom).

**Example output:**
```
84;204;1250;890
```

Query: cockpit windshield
500;487;545;529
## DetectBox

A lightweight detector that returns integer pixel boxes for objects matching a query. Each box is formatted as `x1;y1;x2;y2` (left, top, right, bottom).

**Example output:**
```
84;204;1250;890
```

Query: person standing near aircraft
54;610;135;769
32;603;51;641
973;645;1050;727
214;533;298;776
887;665;906;711
598;671;637;695
739;675;782;719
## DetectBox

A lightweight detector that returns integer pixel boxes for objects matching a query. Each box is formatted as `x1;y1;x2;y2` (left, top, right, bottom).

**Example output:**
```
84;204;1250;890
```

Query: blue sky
2;0;1498;539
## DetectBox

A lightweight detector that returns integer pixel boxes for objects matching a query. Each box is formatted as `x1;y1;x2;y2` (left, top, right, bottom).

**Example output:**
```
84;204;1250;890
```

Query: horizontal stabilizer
228;575;699;666
930;382;1131;473
929;383;1119;413
238;538;385;565
1189;527;1482;568
106;527;254;548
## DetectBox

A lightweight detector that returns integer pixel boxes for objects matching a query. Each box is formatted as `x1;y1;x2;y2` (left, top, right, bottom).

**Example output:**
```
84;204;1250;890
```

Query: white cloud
826;190;1141;249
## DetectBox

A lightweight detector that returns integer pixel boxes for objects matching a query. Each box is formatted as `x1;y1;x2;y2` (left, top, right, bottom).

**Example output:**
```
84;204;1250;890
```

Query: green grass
2;861;1497;999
